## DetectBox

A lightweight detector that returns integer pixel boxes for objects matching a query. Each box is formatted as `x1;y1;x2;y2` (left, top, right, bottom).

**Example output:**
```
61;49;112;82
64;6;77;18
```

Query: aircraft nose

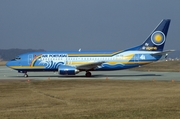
6;61;12;67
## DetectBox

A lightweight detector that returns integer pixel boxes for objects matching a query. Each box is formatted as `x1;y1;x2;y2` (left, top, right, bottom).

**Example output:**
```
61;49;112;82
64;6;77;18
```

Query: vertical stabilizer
127;19;171;51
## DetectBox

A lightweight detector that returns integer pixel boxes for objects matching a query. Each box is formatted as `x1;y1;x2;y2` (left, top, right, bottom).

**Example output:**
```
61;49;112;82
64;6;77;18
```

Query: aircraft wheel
24;74;28;78
85;71;91;77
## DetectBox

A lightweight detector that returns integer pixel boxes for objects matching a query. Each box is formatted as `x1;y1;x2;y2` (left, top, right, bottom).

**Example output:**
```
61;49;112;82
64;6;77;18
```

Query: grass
0;80;180;119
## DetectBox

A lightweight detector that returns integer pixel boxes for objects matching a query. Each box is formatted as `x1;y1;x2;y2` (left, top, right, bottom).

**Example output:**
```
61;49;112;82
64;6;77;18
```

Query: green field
0;80;180;119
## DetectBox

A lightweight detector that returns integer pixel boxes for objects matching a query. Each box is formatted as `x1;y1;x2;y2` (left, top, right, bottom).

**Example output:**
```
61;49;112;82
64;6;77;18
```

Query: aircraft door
66;56;72;65
28;54;34;65
61;54;68;65
134;54;139;62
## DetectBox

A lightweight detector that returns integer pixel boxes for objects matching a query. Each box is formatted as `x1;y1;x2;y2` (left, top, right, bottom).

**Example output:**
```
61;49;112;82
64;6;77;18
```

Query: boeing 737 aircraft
6;19;173;77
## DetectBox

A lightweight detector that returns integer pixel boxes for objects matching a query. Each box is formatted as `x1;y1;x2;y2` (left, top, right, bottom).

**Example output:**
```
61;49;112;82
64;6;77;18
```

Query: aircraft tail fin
126;19;171;51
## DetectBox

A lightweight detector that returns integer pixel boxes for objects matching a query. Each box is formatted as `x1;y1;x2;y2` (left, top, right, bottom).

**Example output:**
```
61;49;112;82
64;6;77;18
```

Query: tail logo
151;31;165;45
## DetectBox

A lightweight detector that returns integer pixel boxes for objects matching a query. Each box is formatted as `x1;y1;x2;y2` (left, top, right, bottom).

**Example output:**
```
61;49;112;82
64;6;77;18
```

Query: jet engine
58;65;80;75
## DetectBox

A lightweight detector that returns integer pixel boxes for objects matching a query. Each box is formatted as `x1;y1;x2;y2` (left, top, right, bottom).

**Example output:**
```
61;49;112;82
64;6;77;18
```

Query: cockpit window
11;57;21;61
15;57;21;60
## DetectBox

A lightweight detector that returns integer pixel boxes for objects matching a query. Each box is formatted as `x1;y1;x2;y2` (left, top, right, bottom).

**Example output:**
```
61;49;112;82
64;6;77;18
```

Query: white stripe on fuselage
38;50;159;67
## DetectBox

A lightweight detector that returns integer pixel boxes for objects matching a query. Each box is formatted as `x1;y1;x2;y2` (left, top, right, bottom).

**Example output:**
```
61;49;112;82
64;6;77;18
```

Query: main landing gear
85;71;92;77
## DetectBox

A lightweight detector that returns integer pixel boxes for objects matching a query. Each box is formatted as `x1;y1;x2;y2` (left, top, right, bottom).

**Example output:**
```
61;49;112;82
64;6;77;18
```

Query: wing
76;61;105;70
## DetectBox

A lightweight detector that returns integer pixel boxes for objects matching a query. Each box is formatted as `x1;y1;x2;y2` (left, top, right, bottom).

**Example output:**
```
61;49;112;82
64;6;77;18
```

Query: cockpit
15;57;21;60
6;56;22;68
11;57;21;61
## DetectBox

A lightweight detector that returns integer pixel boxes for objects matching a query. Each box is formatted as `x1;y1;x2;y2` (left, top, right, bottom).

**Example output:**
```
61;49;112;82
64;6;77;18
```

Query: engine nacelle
58;65;80;75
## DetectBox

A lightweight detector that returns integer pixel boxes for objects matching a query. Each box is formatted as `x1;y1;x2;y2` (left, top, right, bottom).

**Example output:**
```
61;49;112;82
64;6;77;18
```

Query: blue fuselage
6;50;161;73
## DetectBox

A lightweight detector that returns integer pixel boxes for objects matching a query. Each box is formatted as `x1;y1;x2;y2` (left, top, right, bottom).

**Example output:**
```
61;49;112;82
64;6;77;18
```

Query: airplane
6;19;173;77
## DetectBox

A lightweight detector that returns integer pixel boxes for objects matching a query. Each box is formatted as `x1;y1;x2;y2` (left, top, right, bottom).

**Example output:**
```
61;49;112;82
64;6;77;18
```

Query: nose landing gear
18;71;29;78
24;73;28;78
23;71;28;78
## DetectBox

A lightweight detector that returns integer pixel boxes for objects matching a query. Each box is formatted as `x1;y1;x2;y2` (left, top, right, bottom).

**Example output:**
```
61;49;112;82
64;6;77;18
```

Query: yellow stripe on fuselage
9;61;151;70
112;50;123;55
9;66;45;69
68;50;122;57
102;62;151;65
121;62;152;64
122;54;134;60
67;61;152;65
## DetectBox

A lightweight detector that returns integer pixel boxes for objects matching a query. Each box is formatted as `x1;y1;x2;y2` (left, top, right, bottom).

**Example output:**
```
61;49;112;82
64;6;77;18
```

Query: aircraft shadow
99;74;162;77
11;73;162;78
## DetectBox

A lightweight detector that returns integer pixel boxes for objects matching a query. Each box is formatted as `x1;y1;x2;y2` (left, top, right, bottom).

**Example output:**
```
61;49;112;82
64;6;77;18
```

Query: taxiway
0;66;180;81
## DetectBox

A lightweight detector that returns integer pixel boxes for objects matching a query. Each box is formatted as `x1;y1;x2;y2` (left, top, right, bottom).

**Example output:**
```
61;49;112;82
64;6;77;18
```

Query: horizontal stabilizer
151;50;175;56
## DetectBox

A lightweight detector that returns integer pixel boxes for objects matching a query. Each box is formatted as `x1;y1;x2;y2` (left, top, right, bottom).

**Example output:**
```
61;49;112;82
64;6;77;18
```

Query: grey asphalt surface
0;66;180;81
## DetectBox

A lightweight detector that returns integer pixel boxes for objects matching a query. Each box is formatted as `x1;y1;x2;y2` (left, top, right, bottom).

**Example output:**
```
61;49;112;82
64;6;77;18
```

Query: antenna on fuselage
78;48;81;52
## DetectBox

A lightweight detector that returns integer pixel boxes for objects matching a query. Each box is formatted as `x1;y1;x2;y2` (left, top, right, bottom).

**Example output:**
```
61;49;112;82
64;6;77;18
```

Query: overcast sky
0;0;180;51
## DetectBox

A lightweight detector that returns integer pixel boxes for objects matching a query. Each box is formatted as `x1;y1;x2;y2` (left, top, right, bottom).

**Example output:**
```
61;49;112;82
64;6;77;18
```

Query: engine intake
58;65;79;75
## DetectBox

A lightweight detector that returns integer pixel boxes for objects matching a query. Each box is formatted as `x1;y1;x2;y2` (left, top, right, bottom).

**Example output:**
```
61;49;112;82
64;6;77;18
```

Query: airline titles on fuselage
41;54;67;58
